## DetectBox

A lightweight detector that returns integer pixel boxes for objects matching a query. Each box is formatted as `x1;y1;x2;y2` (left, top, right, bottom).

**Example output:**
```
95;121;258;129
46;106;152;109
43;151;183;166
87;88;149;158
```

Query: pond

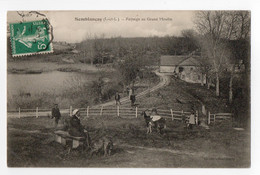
7;71;97;97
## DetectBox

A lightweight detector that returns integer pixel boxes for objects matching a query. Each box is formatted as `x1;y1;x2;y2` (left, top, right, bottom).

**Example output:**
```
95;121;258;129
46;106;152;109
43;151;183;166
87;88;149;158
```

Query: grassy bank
136;76;229;112
7;60;112;74
136;75;250;129
7;115;250;167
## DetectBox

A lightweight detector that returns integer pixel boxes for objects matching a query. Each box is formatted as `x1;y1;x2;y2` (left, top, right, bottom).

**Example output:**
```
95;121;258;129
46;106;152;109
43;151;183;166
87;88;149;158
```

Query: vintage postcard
6;10;251;168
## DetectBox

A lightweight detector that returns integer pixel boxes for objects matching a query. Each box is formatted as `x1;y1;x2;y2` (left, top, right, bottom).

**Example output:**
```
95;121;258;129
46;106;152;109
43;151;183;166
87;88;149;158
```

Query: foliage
75;35;199;65
193;11;250;125
194;11;250;96
117;57;141;86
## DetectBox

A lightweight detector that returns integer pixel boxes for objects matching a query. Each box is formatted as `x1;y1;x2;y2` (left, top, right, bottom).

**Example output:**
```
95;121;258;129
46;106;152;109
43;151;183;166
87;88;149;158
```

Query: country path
94;70;170;108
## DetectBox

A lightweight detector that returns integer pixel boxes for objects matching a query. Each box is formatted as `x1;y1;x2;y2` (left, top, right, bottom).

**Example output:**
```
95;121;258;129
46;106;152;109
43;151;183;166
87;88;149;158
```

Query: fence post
70;106;72;116
136;107;138;118
87;106;89;118
100;106;103;116
36;107;38;118
170;109;173;121
117;105;120;117
18;107;21;118
208;111;211;125
214;114;216;123
202;104;206;115
195;110;198;125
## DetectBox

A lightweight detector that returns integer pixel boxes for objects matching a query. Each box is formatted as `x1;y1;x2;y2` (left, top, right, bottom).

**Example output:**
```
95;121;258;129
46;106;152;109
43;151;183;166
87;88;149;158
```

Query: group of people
51;104;91;147
114;88;136;107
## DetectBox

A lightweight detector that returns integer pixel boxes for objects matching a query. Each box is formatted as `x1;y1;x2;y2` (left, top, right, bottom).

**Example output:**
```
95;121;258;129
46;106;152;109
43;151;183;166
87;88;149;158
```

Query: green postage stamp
9;19;53;57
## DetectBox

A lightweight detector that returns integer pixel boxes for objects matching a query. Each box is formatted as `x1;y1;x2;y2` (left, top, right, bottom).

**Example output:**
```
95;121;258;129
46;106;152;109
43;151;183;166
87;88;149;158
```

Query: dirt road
97;71;170;107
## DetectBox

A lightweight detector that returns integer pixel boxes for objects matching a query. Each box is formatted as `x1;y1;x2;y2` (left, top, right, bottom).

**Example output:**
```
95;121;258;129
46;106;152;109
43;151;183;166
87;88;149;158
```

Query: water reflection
7;71;95;97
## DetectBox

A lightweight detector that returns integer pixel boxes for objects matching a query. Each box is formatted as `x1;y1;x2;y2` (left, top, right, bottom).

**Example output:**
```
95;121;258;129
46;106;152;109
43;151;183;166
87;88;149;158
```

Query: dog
89;136;113;157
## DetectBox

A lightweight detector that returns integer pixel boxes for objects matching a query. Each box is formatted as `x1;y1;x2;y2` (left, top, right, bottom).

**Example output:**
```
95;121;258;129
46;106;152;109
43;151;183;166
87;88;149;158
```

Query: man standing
51;103;61;129
130;93;136;107
68;109;91;148
115;92;121;105
128;87;133;98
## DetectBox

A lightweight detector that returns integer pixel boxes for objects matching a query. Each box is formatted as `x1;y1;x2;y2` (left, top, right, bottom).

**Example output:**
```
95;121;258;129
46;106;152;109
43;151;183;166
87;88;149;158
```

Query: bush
102;82;124;101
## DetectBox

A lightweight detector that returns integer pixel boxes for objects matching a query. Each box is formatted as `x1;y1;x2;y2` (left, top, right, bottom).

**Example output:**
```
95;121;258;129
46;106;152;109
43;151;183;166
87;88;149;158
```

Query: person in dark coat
115;92;121;105
130;93;136;107
51;104;61;128
68;109;91;147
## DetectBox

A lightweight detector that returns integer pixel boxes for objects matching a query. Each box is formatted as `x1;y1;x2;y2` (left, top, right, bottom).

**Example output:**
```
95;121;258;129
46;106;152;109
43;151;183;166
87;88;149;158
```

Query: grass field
7;70;250;168
7;112;250;167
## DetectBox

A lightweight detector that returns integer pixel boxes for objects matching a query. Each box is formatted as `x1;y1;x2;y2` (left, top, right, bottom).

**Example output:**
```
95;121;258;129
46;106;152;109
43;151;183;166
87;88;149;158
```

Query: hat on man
72;109;80;115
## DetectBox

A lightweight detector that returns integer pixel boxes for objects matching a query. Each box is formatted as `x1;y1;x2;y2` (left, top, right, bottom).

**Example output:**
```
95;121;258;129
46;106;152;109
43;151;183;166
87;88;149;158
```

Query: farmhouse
160;55;206;84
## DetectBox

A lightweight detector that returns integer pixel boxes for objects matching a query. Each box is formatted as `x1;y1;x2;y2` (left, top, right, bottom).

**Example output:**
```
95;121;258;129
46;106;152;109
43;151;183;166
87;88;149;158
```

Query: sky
7;11;195;43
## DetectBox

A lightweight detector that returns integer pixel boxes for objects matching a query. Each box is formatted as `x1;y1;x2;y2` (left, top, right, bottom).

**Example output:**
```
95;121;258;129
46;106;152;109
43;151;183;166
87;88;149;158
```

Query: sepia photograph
6;9;251;168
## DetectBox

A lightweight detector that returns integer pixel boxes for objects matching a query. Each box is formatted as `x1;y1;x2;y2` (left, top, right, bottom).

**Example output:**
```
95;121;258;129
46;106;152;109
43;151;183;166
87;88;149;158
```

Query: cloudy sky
7;11;195;43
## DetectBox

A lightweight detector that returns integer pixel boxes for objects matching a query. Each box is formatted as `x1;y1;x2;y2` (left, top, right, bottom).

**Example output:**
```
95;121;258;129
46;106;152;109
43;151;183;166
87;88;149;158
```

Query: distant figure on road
128;88;133;98
130;93;136;107
51;103;61;129
115;92;121;105
68;109;91;148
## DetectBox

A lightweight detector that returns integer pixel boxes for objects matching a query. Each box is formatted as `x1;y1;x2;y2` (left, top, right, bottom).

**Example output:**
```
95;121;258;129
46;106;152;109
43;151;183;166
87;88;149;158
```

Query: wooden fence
7;106;197;122
7;107;69;118
7;106;231;126
207;112;232;125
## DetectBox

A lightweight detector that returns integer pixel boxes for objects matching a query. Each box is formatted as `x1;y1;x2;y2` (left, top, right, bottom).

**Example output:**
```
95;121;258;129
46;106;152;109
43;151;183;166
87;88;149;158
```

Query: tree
118;56;141;88
181;29;212;87
90;76;105;103
194;11;250;97
116;47;147;89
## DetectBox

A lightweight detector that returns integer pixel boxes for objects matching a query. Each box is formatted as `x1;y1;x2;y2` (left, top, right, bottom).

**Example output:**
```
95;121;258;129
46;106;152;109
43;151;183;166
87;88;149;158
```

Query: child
186;114;195;129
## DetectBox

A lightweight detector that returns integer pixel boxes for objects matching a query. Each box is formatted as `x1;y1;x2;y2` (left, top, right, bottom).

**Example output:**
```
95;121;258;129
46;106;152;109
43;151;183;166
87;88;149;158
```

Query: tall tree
194;11;250;97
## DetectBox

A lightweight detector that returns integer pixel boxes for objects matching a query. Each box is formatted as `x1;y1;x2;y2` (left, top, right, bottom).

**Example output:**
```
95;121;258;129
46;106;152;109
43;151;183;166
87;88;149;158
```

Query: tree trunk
131;81;135;94
229;66;234;103
200;73;204;86
229;75;233;103
216;73;220;96
207;77;210;89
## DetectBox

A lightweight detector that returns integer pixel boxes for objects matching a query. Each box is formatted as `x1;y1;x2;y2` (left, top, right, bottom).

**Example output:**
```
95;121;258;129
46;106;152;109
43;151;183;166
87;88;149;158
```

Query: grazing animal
154;117;167;133
90;136;113;157
141;111;166;134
